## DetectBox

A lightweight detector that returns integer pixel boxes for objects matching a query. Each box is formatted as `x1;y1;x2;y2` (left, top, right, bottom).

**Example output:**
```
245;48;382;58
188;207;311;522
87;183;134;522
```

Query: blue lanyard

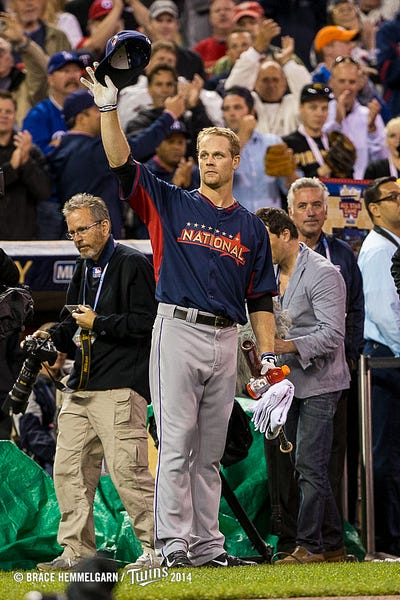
82;263;109;311
321;235;331;263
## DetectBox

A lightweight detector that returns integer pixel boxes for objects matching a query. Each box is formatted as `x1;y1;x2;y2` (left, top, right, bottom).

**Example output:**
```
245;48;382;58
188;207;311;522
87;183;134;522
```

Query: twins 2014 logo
123;566;192;586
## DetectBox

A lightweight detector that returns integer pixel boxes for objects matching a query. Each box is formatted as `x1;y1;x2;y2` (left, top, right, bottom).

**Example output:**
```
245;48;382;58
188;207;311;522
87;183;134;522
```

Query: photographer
0;247;23;439
18;329;68;477
33;192;158;571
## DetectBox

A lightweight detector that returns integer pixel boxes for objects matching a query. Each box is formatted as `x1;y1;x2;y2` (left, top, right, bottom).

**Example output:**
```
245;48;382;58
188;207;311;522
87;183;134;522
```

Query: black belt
173;308;235;328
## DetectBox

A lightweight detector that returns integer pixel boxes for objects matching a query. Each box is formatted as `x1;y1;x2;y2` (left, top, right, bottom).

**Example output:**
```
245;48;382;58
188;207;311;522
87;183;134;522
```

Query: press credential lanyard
82;262;109;310
78;262;109;390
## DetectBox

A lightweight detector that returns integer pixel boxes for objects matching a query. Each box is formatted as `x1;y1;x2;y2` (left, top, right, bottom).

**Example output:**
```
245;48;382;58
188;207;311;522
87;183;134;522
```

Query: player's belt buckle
173;307;234;328
214;315;231;328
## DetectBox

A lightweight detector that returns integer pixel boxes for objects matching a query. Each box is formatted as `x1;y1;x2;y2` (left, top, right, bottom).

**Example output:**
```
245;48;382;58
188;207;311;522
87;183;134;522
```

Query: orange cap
314;26;358;52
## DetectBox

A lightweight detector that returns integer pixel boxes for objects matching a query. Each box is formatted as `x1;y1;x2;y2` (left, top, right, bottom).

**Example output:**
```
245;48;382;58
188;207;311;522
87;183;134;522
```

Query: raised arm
125;0;151;37
100;108;131;168
81;66;131;168
80;0;124;55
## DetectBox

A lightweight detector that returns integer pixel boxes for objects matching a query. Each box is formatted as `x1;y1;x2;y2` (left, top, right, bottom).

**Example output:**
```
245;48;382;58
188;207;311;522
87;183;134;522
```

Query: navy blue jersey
125;162;277;324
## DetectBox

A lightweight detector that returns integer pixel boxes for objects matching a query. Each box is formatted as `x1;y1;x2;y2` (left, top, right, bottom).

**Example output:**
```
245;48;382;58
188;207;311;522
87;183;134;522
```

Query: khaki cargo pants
54;388;155;558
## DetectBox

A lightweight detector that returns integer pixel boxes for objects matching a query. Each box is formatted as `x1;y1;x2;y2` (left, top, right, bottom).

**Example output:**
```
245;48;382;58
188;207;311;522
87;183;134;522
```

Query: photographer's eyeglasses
373;192;400;204
66;220;103;240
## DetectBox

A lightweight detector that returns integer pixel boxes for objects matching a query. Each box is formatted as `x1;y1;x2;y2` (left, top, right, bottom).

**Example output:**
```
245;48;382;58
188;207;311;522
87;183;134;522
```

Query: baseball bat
241;339;262;378
278;428;293;453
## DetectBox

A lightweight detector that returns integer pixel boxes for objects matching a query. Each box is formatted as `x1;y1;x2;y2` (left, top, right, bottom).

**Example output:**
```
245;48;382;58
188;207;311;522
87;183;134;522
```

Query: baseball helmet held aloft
95;30;151;89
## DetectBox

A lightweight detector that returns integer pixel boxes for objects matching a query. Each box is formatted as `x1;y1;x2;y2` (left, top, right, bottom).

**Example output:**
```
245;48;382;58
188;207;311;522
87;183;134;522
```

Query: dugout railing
358;354;400;555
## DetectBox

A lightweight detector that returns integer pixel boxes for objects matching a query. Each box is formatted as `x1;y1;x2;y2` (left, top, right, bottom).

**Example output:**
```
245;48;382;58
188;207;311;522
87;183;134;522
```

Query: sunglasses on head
333;55;360;67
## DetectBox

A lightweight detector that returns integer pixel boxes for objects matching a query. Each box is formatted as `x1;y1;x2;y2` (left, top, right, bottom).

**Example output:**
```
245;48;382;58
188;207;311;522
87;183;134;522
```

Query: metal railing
358;354;400;554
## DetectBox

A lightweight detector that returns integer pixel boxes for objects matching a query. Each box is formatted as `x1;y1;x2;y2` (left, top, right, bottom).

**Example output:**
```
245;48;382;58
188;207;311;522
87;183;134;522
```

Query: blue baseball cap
63;89;96;122
168;120;189;138
47;51;83;74
95;30;152;89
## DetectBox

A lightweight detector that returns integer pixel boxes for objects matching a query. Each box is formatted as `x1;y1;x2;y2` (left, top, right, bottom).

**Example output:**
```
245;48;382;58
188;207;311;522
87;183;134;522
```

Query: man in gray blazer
255;206;350;564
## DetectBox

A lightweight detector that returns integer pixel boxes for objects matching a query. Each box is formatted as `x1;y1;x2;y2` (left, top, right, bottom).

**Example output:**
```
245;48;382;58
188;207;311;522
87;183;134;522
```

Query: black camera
4;335;58;415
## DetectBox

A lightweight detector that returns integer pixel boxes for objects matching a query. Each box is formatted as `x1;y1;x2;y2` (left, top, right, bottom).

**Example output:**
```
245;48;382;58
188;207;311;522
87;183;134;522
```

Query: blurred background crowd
0;0;399;241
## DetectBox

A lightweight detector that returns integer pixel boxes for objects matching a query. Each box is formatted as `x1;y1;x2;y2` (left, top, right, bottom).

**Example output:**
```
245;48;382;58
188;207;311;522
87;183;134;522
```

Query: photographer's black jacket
49;239;157;402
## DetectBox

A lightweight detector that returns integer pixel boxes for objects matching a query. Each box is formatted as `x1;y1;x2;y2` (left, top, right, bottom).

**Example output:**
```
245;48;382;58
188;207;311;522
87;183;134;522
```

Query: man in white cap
147;0;206;80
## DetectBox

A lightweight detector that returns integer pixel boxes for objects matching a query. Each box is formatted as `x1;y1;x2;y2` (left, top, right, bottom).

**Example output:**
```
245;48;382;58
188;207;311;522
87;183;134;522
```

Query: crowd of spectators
1;0;400;561
0;0;398;241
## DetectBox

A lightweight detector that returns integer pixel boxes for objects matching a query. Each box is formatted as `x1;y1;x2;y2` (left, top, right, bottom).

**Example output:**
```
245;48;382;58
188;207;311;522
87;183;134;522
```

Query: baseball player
82;65;278;568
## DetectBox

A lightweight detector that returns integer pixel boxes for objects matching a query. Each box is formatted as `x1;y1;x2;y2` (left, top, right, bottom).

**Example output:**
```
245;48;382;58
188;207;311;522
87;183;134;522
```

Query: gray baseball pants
151;303;238;565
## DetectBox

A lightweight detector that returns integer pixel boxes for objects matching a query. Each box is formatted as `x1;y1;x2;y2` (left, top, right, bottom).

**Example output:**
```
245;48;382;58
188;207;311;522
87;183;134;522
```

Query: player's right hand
260;352;278;375
81;64;118;111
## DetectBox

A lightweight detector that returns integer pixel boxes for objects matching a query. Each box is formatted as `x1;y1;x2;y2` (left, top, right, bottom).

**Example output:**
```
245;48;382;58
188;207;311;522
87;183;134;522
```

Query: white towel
250;379;295;439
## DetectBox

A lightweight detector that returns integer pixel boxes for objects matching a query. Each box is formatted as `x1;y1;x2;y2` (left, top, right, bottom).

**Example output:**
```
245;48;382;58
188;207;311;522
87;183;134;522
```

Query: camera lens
3;337;58;415
7;356;42;414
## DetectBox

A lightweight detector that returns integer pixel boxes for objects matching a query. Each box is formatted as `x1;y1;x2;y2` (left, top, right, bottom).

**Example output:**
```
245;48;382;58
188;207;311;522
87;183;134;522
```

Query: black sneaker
202;552;257;567
161;550;192;568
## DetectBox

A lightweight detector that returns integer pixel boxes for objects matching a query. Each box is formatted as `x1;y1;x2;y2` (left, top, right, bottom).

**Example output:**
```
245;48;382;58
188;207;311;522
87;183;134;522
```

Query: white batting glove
250;379;295;439
260;352;277;375
81;65;118;112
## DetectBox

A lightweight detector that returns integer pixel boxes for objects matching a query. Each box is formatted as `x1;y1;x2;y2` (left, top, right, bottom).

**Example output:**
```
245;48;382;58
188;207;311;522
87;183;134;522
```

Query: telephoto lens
4;336;57;414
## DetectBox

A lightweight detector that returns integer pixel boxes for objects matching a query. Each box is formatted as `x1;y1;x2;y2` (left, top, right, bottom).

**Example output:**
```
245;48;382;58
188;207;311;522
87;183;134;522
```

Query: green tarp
0;413;365;570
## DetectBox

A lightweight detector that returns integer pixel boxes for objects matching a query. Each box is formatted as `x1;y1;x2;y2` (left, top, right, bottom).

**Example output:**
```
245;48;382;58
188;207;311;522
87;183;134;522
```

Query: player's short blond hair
196;127;240;158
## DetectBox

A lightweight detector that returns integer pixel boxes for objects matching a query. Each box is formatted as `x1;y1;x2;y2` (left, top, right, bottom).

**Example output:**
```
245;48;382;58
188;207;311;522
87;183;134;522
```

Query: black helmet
95;30;151;89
